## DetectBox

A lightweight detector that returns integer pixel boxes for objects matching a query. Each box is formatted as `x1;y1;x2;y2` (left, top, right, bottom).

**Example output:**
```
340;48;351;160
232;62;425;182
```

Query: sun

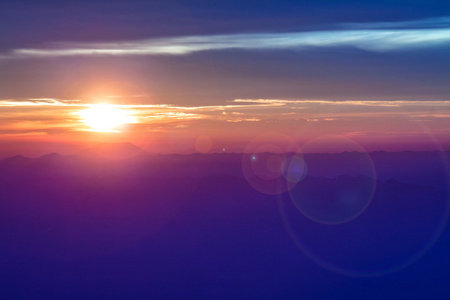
79;104;135;132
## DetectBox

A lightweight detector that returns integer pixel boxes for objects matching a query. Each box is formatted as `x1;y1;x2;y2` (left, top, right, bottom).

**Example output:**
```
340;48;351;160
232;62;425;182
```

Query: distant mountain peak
0;155;32;168
8;154;27;159
39;152;62;160
1;154;29;162
80;142;147;159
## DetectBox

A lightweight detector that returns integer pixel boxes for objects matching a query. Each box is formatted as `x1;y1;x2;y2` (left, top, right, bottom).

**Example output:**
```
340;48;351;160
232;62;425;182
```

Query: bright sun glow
80;104;136;132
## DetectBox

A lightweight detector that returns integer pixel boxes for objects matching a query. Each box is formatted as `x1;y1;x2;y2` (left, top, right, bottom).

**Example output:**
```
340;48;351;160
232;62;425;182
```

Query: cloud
1;97;449;143
339;16;450;30
2;17;450;59
0;98;81;106
0;97;289;136
233;99;450;108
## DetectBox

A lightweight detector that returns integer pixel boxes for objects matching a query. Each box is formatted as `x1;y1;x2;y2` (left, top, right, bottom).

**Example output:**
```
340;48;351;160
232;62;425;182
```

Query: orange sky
0;97;448;157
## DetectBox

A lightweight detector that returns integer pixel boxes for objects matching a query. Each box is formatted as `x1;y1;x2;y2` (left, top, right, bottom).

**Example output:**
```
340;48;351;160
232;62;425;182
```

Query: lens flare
280;118;450;277
242;133;304;195
290;137;377;225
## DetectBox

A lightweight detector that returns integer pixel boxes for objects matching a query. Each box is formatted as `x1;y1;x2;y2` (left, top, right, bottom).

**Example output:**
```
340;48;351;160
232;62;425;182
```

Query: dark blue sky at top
1;0;449;49
0;0;449;104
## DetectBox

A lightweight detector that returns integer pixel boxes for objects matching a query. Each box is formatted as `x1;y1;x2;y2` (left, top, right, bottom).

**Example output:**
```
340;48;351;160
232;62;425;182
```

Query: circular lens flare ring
279;117;450;277
242;132;305;195
290;136;377;225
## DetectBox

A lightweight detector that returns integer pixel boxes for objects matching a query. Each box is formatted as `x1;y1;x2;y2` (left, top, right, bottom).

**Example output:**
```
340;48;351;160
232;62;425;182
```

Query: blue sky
0;0;449;105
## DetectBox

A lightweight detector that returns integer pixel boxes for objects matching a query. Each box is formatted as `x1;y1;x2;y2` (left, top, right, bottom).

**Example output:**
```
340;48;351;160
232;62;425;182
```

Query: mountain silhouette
0;150;449;299
78;142;147;159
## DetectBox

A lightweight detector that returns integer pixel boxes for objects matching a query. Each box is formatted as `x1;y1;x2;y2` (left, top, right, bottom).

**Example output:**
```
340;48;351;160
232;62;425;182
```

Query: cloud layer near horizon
0;98;448;149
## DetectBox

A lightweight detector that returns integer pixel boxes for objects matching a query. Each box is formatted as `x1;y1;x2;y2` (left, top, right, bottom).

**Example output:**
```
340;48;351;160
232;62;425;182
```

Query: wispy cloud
339;16;450;30
0;97;288;135
0;98;81;106
1;97;449;143
2;17;449;59
0;98;171;108
233;99;450;108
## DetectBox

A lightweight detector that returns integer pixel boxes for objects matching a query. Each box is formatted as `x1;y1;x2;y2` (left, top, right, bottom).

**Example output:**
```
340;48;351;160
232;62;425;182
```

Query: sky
0;0;449;156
